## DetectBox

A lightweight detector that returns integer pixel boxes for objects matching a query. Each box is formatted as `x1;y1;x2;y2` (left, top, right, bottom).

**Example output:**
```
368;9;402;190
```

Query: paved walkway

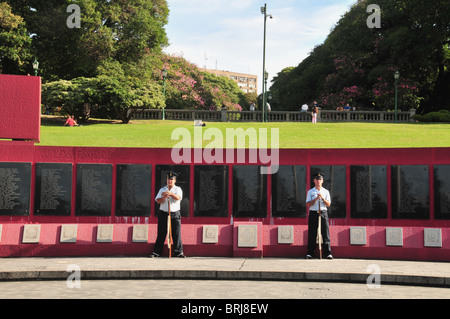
0;257;449;287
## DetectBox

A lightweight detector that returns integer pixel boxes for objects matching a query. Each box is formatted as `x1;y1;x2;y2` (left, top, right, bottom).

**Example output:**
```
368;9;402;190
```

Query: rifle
167;198;173;258
317;195;323;260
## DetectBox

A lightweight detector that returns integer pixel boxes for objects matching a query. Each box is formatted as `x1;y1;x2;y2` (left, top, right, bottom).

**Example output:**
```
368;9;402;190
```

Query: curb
1;269;448;288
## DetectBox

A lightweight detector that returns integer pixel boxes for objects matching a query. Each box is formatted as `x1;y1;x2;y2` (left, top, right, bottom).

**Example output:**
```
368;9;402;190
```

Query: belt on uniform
160;209;180;213
310;210;326;213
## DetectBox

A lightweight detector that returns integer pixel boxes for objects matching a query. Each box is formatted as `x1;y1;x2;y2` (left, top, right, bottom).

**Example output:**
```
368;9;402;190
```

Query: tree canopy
2;0;249;122
4;0;169;80
270;0;450;114
0;2;31;74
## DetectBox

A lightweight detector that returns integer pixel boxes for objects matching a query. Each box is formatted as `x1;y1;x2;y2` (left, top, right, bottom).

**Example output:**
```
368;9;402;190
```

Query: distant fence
131;108;417;123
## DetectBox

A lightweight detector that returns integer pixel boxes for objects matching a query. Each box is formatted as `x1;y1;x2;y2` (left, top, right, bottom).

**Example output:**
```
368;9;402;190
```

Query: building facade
200;68;258;94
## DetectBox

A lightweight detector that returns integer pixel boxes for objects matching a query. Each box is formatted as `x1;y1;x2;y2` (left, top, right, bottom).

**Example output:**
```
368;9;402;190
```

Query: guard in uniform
305;172;333;259
150;171;185;258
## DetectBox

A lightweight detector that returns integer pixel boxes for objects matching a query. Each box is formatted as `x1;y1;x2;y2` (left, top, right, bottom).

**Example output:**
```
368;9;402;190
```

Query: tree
42;75;165;124
270;0;450;112
6;0;169;80
94;75;165;123
0;1;31;74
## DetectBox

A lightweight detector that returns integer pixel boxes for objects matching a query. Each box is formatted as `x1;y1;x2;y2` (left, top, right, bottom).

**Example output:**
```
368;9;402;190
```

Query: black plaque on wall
34;163;72;216
391;165;429;219
272;165;306;217
310;166;346;218
116;164;151;217
194;165;228;217
0;162;31;216
76;164;112;216
434;165;450;219
154;165;190;217
232;165;267;218
350;165;387;218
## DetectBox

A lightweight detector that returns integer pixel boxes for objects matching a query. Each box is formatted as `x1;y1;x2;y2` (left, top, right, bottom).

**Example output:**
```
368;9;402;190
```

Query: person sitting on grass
63;115;79;127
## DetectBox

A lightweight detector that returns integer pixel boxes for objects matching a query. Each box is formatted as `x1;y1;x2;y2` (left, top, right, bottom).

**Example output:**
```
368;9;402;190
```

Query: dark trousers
153;210;183;256
307;210;332;257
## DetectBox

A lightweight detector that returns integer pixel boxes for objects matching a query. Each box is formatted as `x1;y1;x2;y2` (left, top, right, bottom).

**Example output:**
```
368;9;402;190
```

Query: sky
163;0;357;93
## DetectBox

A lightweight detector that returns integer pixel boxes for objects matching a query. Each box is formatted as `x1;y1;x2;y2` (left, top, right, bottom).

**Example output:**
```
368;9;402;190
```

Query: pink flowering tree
319;55;365;109
158;54;244;111
370;70;420;111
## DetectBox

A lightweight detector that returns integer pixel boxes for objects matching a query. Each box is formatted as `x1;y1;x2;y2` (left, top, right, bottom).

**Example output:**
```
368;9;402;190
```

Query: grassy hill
39;116;450;149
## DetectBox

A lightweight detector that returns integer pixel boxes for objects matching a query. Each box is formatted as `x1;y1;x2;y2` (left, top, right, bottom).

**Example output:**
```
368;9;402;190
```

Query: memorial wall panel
271;165;306;217
34;163;72;216
0;162;31;216
154;165;190;217
310;165;346;218
194;165;228;217
350;165;387;218
391;165;429;219
116;164;151;217
434;165;450;220
232;166;267;218
76;164;112;216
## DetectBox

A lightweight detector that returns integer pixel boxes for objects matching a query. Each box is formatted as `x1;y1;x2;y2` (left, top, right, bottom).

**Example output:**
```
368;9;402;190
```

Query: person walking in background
311;105;318;124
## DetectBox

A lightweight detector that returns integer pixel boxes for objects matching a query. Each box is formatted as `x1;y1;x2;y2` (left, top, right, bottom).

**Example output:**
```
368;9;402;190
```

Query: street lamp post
260;3;272;123
264;70;269;122
394;70;400;123
32;58;39;76
162;67;168;120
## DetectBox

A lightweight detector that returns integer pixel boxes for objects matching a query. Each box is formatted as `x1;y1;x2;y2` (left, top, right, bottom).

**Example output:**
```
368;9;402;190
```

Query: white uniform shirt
155;185;183;212
306;187;331;211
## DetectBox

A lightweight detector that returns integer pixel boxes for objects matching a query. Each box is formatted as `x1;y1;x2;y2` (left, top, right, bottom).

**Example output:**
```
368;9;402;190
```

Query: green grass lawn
39;118;450;149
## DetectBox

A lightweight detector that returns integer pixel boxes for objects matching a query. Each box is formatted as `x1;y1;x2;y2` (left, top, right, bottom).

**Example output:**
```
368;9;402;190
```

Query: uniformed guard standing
150;171;186;258
305;172;333;259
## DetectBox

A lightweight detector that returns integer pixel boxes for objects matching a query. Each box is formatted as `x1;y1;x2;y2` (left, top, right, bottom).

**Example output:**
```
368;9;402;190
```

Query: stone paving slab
0;257;448;287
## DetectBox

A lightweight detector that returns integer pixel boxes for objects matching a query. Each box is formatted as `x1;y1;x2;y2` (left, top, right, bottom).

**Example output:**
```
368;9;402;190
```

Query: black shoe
305;254;313;259
176;253;186;258
149;252;160;258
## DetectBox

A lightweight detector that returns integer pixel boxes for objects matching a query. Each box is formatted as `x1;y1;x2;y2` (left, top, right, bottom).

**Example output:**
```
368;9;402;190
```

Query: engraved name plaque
76;164;112;216
350;165;387;218
154;165;190;217
194;165;228;217
233;166;267;218
0;162;31;216
434;165;450;220
391;165;429;219
116;164;151;217
34;163;72;216
272;165;306;217
310;165;346;218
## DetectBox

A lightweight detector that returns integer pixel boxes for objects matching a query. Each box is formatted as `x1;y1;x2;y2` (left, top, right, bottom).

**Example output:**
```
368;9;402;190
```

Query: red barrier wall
0;75;41;142
0;143;449;261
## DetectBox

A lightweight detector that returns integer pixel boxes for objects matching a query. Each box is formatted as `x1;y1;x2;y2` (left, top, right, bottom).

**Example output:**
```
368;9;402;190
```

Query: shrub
413;110;450;122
